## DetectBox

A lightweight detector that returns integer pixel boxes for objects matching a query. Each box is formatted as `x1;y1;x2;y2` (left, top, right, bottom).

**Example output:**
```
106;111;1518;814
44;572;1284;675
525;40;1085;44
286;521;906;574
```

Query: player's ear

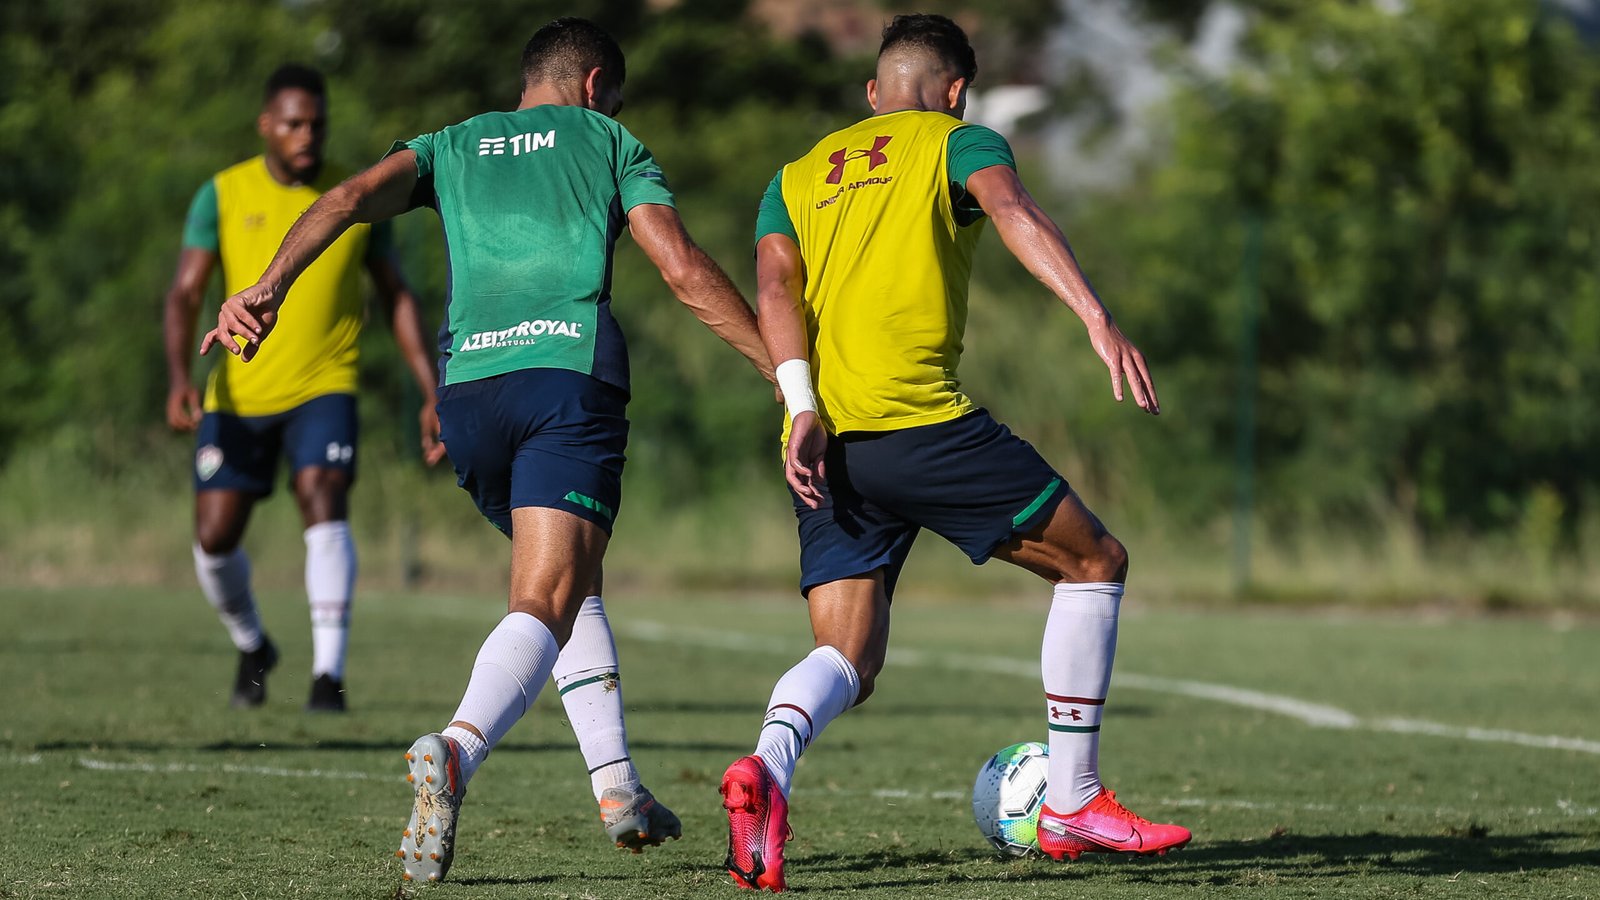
256;110;271;139
583;67;604;110
947;78;969;115
866;79;879;112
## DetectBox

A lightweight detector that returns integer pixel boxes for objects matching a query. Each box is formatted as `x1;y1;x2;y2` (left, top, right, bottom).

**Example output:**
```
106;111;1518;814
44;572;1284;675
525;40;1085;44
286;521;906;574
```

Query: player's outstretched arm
627;203;774;383
368;253;446;466
966;165;1160;415
162;247;218;431
756;233;826;508
201;151;420;361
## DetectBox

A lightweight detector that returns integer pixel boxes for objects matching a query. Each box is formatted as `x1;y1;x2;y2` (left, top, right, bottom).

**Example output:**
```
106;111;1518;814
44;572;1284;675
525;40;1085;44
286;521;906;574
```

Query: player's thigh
436;370;628;540
504;369;629;533
193;410;277;552
848;410;1072;573
436;378;517;537
792;438;919;602
990;488;1128;584
281;394;357;524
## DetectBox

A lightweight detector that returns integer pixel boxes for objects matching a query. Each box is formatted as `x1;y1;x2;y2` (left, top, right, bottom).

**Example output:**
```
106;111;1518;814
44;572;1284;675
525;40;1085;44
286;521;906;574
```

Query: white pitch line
76;758;380;781
887;645;1359;729
615;620;1600;756
1371;718;1600;755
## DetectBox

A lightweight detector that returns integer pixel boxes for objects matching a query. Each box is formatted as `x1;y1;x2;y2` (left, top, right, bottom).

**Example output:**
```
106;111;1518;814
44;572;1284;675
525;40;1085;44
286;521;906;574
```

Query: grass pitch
2;586;1597;899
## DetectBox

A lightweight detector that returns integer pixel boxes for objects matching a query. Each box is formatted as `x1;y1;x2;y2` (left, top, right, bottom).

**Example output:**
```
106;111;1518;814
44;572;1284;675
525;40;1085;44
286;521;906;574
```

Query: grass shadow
779;830;1600;891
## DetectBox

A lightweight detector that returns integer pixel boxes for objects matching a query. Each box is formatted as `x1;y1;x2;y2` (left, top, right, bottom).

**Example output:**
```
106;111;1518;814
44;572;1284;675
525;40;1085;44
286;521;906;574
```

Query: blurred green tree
1082;0;1600;538
2;0;1594;557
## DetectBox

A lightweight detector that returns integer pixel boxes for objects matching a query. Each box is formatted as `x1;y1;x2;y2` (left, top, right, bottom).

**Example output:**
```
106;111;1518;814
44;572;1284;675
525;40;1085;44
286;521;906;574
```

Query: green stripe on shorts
563;490;615;523
1012;477;1063;528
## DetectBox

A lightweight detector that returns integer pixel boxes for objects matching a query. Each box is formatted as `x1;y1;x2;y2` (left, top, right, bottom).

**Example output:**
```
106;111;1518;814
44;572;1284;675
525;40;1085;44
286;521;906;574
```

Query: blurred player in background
720;14;1191;891
163;64;444;713
201;19;774;884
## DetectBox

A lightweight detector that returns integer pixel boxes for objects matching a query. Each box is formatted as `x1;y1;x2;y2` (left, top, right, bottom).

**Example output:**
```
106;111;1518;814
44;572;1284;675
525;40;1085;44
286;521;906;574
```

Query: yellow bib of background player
204;157;370;417
779;110;983;434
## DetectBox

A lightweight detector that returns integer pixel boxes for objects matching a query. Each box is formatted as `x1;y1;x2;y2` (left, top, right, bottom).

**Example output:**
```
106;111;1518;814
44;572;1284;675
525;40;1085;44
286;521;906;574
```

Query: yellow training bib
204;157;370;417
778;110;984;434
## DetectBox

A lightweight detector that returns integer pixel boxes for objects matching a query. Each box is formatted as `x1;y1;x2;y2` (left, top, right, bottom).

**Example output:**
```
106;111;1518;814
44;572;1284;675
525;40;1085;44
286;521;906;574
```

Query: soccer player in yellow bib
163;65;443;713
719;16;1190;890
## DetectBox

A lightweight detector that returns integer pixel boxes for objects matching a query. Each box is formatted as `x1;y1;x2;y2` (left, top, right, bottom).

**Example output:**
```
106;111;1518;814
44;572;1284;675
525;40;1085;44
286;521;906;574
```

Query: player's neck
518;82;586;111
871;90;955;117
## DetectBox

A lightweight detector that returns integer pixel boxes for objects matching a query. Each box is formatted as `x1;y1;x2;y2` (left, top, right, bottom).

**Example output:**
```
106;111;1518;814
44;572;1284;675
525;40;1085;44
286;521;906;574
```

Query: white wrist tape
775;358;818;419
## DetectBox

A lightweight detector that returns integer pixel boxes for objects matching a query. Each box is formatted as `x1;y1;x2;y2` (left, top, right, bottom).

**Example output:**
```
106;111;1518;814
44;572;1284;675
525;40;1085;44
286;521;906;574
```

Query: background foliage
1;0;1596;603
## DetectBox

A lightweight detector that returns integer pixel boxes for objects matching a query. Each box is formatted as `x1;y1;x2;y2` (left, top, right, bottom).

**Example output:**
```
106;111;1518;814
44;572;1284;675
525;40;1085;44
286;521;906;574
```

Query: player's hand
786;410;828;509
200;282;283;362
166;383;202;432
420;402;447;467
1086;318;1159;415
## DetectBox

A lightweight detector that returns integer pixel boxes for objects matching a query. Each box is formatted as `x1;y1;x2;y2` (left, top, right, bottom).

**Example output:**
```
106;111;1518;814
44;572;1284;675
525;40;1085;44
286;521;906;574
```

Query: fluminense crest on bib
196;444;224;481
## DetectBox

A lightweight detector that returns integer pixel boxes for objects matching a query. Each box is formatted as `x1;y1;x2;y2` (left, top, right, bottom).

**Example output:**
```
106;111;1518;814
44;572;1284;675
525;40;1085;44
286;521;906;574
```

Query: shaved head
876;14;976;85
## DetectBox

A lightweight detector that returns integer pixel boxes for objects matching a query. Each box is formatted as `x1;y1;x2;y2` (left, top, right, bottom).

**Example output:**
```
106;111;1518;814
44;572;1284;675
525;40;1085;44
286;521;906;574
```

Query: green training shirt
392;104;675;392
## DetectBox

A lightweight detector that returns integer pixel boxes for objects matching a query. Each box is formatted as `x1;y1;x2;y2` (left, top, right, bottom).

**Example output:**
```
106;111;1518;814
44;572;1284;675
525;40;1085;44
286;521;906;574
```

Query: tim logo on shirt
479;131;556;157
825;136;892;184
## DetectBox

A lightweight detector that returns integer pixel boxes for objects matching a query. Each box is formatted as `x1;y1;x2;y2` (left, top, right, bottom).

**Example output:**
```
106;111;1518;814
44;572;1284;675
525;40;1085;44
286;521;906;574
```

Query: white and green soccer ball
971;741;1050;857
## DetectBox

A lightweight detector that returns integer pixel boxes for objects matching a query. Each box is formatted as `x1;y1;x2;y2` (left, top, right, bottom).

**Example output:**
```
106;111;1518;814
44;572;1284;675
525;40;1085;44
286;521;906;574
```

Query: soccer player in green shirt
203;19;772;884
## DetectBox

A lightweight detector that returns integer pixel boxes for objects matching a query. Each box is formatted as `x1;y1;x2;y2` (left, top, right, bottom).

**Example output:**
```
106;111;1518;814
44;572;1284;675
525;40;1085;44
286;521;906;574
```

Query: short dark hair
263;63;326;105
521;17;626;91
878;14;977;84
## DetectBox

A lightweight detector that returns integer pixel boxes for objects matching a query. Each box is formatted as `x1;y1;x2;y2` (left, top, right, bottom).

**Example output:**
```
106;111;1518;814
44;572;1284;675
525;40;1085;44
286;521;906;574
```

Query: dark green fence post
1233;214;1263;597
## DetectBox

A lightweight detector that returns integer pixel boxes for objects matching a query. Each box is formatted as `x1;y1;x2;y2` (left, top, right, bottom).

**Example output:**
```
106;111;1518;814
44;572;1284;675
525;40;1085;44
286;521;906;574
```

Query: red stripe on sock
768;703;814;732
1044;692;1105;705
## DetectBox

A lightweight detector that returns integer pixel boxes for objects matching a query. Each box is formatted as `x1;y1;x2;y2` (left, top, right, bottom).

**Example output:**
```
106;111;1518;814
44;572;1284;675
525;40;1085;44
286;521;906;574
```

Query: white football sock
1042;581;1121;813
446;611;560;785
193;544;264;652
304;521;356;679
754;645;860;798
553;596;640;800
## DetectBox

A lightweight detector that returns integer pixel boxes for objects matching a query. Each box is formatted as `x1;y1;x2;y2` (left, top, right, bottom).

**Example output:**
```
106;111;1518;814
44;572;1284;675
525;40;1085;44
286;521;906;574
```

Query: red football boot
1038;788;1192;860
720;755;791;892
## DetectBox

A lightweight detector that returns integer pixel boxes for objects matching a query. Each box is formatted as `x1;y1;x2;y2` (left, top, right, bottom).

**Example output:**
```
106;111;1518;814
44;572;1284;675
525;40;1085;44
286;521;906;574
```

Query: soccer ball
971;741;1050;857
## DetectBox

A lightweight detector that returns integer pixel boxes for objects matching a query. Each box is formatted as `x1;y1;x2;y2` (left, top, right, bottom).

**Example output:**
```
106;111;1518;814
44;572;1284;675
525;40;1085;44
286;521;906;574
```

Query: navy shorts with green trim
792;409;1068;598
437;368;628;538
193;393;357;496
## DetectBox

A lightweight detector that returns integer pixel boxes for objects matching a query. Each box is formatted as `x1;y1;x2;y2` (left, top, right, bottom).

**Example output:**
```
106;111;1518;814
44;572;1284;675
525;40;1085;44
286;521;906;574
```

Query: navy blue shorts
793;410;1069;598
193;393;357;496
437;368;629;538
